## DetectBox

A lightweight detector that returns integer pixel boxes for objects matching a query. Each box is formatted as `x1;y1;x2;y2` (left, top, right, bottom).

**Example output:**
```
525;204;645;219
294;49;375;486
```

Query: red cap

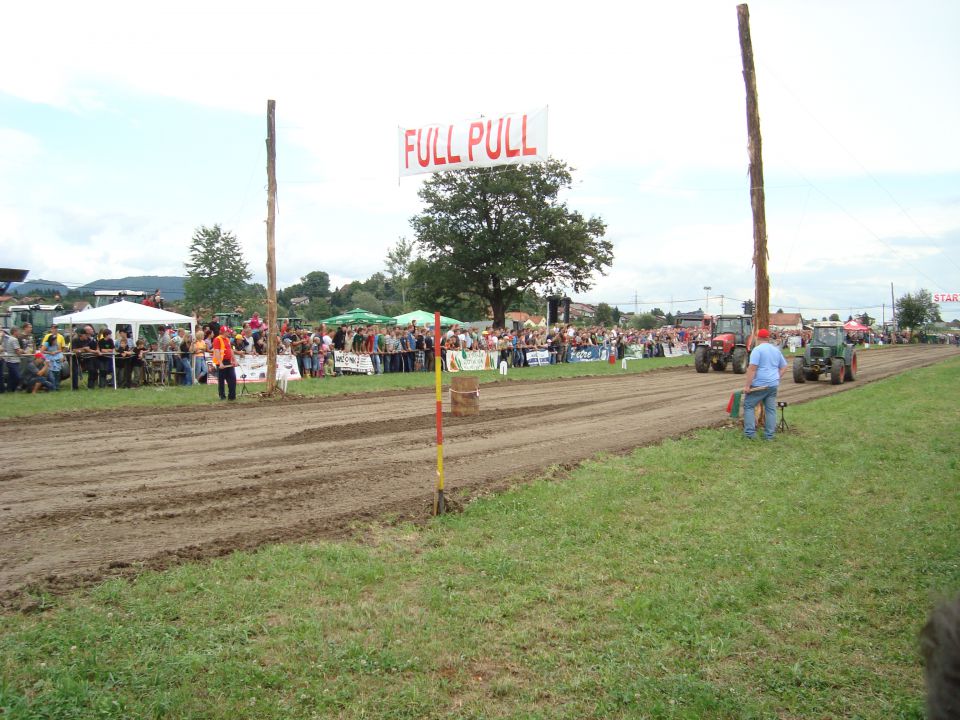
34;351;44;358
757;329;770;338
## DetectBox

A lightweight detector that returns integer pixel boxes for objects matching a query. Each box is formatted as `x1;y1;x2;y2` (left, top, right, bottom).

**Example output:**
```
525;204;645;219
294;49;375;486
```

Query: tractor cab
711;315;753;352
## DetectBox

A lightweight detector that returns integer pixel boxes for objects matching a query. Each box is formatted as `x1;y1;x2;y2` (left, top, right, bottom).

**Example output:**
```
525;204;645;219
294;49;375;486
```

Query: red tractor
694;314;754;374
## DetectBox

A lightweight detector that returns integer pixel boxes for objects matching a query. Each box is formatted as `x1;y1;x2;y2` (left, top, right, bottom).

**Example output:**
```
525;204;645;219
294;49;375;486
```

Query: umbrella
393;309;463;327
320;308;396;325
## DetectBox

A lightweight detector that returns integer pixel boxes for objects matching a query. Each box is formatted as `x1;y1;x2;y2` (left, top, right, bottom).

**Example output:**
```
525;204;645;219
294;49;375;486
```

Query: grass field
1;356;957;719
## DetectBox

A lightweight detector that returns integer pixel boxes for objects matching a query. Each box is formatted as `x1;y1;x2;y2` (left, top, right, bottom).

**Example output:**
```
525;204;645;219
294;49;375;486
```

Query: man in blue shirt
742;328;788;440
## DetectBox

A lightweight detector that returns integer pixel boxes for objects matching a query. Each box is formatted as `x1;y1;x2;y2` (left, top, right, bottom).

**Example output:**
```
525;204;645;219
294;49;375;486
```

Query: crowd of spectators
2;314;957;394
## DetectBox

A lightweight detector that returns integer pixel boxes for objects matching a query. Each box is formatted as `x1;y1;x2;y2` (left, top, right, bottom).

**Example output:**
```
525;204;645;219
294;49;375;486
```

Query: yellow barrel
450;375;479;417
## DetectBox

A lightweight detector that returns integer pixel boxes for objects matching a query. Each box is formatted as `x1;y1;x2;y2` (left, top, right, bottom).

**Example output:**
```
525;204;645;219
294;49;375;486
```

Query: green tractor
793;321;857;385
694;314;754;374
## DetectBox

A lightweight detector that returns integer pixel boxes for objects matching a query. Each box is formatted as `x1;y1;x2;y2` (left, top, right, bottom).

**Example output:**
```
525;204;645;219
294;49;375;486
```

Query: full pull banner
399;107;548;177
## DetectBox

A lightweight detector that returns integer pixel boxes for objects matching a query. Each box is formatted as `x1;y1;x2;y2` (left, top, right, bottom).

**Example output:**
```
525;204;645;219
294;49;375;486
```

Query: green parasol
320;308;397;325
393;309;464;327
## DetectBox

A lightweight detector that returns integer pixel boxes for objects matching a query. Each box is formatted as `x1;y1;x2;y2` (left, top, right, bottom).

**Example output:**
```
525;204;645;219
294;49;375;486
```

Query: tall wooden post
737;4;769;332
265;100;278;393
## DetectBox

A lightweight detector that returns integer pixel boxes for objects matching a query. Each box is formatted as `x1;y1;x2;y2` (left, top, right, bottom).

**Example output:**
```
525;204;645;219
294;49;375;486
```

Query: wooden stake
737;4;769;332
265;100;278;393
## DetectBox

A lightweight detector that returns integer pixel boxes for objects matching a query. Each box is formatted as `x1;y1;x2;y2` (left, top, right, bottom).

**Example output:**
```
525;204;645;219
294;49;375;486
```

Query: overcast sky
2;0;958;320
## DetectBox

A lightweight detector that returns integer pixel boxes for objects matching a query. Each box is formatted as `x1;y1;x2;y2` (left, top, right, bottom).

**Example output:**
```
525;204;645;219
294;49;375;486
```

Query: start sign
933;293;959;303
399;107;548;177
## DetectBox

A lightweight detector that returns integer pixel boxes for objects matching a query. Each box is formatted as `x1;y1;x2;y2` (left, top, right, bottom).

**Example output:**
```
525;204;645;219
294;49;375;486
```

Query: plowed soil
1;345;955;605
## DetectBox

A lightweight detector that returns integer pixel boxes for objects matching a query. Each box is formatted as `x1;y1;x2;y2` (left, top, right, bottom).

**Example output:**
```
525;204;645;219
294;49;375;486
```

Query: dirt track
1;345;955;604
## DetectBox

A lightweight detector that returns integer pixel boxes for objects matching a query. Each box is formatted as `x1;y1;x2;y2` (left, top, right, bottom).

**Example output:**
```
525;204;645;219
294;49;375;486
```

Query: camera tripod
777;402;789;432
238;373;249;397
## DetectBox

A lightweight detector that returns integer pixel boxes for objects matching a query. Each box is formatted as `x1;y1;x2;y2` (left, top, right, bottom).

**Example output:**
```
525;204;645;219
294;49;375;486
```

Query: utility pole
265;100;278;393
890;282;897;330
720;294;725;315
704;286;712;316
634;290;638;316
737;4;770;333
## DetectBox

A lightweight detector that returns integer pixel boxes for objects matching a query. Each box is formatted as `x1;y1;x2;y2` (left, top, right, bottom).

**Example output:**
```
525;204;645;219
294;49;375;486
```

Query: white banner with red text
399;107;548;177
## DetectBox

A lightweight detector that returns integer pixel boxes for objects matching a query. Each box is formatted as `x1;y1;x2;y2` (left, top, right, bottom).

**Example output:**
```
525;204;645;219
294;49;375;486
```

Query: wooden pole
432;311;446;515
265;100;278;393
737;4;769;332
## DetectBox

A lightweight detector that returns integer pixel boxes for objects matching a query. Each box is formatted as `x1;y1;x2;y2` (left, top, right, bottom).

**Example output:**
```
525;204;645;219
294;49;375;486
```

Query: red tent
843;320;870;332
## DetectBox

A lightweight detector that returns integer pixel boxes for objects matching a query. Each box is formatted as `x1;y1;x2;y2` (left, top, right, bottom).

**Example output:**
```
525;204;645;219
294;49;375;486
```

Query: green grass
2;357;956;719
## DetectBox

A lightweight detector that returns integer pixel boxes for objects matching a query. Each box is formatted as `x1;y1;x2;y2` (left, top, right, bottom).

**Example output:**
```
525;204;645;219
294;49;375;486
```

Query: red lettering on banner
432;126;446;165
404;129;416;169
417;129;431;168
504;117;520;158
485;118;503;159
468;122;484;161
521;114;538;156
447;126;461;164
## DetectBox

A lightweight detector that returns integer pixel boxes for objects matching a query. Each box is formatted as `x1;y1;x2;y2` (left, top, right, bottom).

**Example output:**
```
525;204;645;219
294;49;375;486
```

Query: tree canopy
896;289;941;330
278;271;330;306
410;159;612;328
183;225;252;313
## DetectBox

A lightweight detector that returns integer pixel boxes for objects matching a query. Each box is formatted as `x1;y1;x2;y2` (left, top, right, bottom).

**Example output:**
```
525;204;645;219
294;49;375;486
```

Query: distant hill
9;279;70;296
8;276;187;302
77;276;187;300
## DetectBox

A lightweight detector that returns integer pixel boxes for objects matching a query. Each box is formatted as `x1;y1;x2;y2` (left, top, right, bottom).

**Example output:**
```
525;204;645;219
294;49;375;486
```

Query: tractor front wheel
793;357;806;383
830;360;846;385
694;346;710;373
732;347;748;374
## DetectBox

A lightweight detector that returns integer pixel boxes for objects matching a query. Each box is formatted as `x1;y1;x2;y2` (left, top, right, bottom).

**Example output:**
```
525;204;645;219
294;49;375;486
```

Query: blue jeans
744;385;779;440
180;357;193;385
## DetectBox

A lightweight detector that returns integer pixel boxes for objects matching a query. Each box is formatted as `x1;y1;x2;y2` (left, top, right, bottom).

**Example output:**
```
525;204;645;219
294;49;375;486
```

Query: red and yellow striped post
433;311;446;515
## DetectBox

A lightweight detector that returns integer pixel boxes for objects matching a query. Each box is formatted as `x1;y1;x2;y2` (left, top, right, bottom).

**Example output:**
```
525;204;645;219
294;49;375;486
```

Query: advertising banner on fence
446;349;494;372
525;349;551;366
399;107;548;177
205;354;301;384
333;351;374;374
568;346;610;363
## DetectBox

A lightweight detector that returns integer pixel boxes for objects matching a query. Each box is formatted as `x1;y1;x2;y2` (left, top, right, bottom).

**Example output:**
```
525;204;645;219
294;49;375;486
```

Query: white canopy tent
53;301;196;390
53;300;195;341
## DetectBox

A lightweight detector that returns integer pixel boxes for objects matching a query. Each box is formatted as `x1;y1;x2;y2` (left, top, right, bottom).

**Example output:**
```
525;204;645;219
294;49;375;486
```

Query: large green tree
410;160;612;328
896;289;941;331
183;225;252;312
384;237;415;310
278;271;330;307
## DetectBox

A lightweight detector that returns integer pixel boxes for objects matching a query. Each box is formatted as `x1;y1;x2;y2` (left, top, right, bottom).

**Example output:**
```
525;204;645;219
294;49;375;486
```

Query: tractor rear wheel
830;360;846;385
732;347;748;374
694;346;710;373
846;350;857;381
793;357;805;383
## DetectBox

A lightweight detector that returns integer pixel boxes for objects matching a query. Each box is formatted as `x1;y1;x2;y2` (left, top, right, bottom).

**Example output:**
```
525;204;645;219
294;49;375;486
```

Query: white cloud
1;0;957;315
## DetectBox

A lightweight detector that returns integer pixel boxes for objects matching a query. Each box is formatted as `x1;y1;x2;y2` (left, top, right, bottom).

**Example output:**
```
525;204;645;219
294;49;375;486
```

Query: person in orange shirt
211;325;237;401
